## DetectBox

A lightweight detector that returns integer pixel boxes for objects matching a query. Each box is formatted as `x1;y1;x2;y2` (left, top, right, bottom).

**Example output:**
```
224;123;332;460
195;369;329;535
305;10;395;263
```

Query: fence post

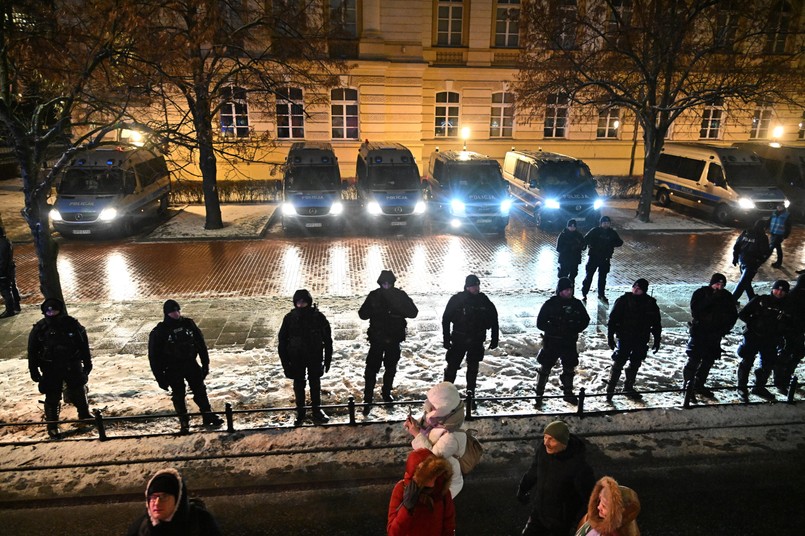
576;388;585;415
466;390;474;420
787;376;798;405
93;408;106;441
225;402;234;433
348;396;356;425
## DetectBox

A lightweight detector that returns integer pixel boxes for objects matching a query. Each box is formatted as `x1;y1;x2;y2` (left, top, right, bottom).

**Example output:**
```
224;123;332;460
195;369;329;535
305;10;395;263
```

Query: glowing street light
461;127;471;150
771;125;784;140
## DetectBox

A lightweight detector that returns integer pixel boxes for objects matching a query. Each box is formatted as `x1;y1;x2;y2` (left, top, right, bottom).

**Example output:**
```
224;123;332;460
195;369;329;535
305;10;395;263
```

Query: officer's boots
623;367;642;400
293;384;307;426
535;367;550;408
201;409;224;427
737;361;751;402
44;402;61;439
310;382;329;424
751;368;774;399
559;370;578;405
173;398;191;434
381;369;396;404
362;375;376;416
70;386;92;420
606;366;622;402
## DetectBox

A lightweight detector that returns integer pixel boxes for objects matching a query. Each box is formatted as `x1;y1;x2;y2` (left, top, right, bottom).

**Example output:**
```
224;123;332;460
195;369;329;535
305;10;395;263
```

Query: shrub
596;175;641;199
170;179;282;204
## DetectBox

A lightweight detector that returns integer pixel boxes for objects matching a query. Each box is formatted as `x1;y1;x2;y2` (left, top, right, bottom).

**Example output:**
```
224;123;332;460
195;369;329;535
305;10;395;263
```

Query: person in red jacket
388;448;456;536
575;476;641;536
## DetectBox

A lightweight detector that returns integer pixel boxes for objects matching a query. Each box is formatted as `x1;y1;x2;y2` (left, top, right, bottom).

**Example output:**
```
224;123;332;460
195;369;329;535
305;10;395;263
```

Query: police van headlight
98;207;118;221
500;198;513;215
544;199;561;209
450;218;462;228
593;198;604;210
450;199;466;215
367;201;382;215
329;201;344;216
282;202;297;216
413;201;426;215
737;198;756;210
784;199;790;208
49;209;63;222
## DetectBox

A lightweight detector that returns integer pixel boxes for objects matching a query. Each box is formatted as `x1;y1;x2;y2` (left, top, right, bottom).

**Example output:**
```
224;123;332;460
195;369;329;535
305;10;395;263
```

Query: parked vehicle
49;144;170;237
733;142;804;219
280;142;345;232
355;141;426;231
423;150;511;234
653;143;788;225
501;149;603;228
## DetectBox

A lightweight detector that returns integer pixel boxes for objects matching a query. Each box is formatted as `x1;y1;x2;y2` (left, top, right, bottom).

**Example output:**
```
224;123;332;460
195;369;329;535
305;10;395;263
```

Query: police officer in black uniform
358;270;418;415
28;298;92;438
776;274;805;392
442;274;499;401
736;280;791;401
580;215;623;303
278;289;333;425
0;224;21;318
606;278;662;401
148;300;223;434
556;219;586;285
535;278;590;406
682;273;739;400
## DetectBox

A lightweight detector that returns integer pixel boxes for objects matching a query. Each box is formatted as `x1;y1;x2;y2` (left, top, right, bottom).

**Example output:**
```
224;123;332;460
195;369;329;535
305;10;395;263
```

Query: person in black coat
580;216;623;303
683;273;739;400
536;278;590;406
127;468;222;536
776;274;805;392
556;219;586;285
278;289;333;425
606;278;662;401
0;224;21;318
732;219;770;302
441;274;499;401
517;420;596;536
358;270;418;415
148;300;223;434
27;298;92;439
736;280;792;401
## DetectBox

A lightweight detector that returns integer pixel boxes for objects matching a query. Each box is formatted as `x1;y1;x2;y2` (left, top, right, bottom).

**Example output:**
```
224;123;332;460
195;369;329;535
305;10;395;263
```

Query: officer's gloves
489;337;499;350
442;339;451;350
201;364;209;379
652;337;661;354
607;332;616;350
30;370;41;382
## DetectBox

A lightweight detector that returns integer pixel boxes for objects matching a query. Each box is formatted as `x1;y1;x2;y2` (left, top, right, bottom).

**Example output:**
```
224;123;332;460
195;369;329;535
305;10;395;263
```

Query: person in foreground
127;468;221;536
388;448;456;536
517;420;596;536
575;476;640;536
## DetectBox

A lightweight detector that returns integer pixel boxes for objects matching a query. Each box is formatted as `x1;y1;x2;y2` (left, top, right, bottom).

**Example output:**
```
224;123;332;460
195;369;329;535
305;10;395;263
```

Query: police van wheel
656;188;671;207
713;204;732;225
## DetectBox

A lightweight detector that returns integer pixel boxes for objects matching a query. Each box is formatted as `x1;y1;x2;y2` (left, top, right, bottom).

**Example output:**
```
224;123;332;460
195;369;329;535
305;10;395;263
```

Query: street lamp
461;127;471;151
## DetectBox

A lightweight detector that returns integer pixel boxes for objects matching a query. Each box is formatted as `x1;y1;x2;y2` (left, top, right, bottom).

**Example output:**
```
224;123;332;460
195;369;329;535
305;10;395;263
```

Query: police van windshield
539;161;593;187
723;162;774;188
449;164;505;194
59;168;125;195
368;166;420;189
286;166;340;190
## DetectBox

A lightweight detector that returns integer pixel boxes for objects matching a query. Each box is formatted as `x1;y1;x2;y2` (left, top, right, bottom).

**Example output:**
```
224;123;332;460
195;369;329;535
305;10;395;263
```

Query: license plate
72;229;92;235
476;218;493;224
304;222;322;228
390;221;407;226
574;218;585;222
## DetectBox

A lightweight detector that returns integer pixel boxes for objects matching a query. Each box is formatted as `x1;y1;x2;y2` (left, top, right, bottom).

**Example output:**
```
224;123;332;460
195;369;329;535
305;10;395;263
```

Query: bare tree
129;0;343;229
0;0;152;304
515;0;804;222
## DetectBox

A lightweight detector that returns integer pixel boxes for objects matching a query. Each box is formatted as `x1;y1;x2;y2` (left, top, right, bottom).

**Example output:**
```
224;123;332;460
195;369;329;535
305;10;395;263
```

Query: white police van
733;142;804;219
280;142;345;232
50;144;171;237
653;143;788;224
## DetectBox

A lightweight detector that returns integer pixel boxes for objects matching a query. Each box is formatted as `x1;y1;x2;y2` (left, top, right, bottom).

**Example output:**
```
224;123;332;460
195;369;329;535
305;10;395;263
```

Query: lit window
220;86;250;138
544;93;568;138
750;103;773;139
494;1;520;48
437;0;464;46
276;87;304;140
597;107;620;139
798;111;804;140
331;88;359;140
435;91;460;137
490;92;514;138
699;99;724;140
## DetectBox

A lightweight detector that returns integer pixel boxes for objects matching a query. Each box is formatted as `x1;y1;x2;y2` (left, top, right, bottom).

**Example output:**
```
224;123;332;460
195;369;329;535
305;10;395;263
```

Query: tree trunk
635;126;665;223
194;103;223;230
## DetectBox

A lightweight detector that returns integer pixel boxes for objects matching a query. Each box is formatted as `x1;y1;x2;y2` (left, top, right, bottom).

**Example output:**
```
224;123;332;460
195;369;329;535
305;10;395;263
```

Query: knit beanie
543;420;570;445
377;270;396;285
567;219;577;227
633;278;649;293
465;274;481;288
292;289;313;305
162;299;180;315
147;472;180;498
600;215;611;224
556;277;573;294
710;273;727;286
40;298;64;314
772;280;790;292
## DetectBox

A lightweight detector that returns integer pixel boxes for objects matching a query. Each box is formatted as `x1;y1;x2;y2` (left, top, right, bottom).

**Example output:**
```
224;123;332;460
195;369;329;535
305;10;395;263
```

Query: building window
606;0;632;48
750;103;773;139
550;0;577;50
699;99;724;139
597;107;620;139
494;0;520;48
490;92;514;137
714;2;738;49
331;88;359;140
765;1;792;54
544;93;568;138
437;0;464;46
276;87;304;140
435;91;460;137
329;0;357;38
220;86;250;138
273;0;306;36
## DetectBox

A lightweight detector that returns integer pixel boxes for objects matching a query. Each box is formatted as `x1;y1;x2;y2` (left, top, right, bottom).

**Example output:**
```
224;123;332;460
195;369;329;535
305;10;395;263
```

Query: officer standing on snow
148;300;223;434
776;274;805;393
358;270;418;415
682;273;738;400
0;224;21;318
736;280;791;401
556;219;586;285
28;298;92;439
441;275;499;400
535;278;590;406
580;215;623;303
605;278;662;401
278;289;333;425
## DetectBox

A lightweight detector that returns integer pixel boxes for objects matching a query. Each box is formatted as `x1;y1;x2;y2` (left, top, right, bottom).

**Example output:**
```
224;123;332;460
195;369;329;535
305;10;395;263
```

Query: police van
49;144;171;237
355;141;426;231
502;149;603;228
280;142;345;232
423;149;512;234
733;142;804;219
653;143;788;224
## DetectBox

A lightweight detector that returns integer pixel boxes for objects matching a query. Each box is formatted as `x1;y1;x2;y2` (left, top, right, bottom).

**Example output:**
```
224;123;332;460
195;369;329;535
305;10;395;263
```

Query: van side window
678;157;705;181
707;163;725;185
514;160;530;183
657;154;679;175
